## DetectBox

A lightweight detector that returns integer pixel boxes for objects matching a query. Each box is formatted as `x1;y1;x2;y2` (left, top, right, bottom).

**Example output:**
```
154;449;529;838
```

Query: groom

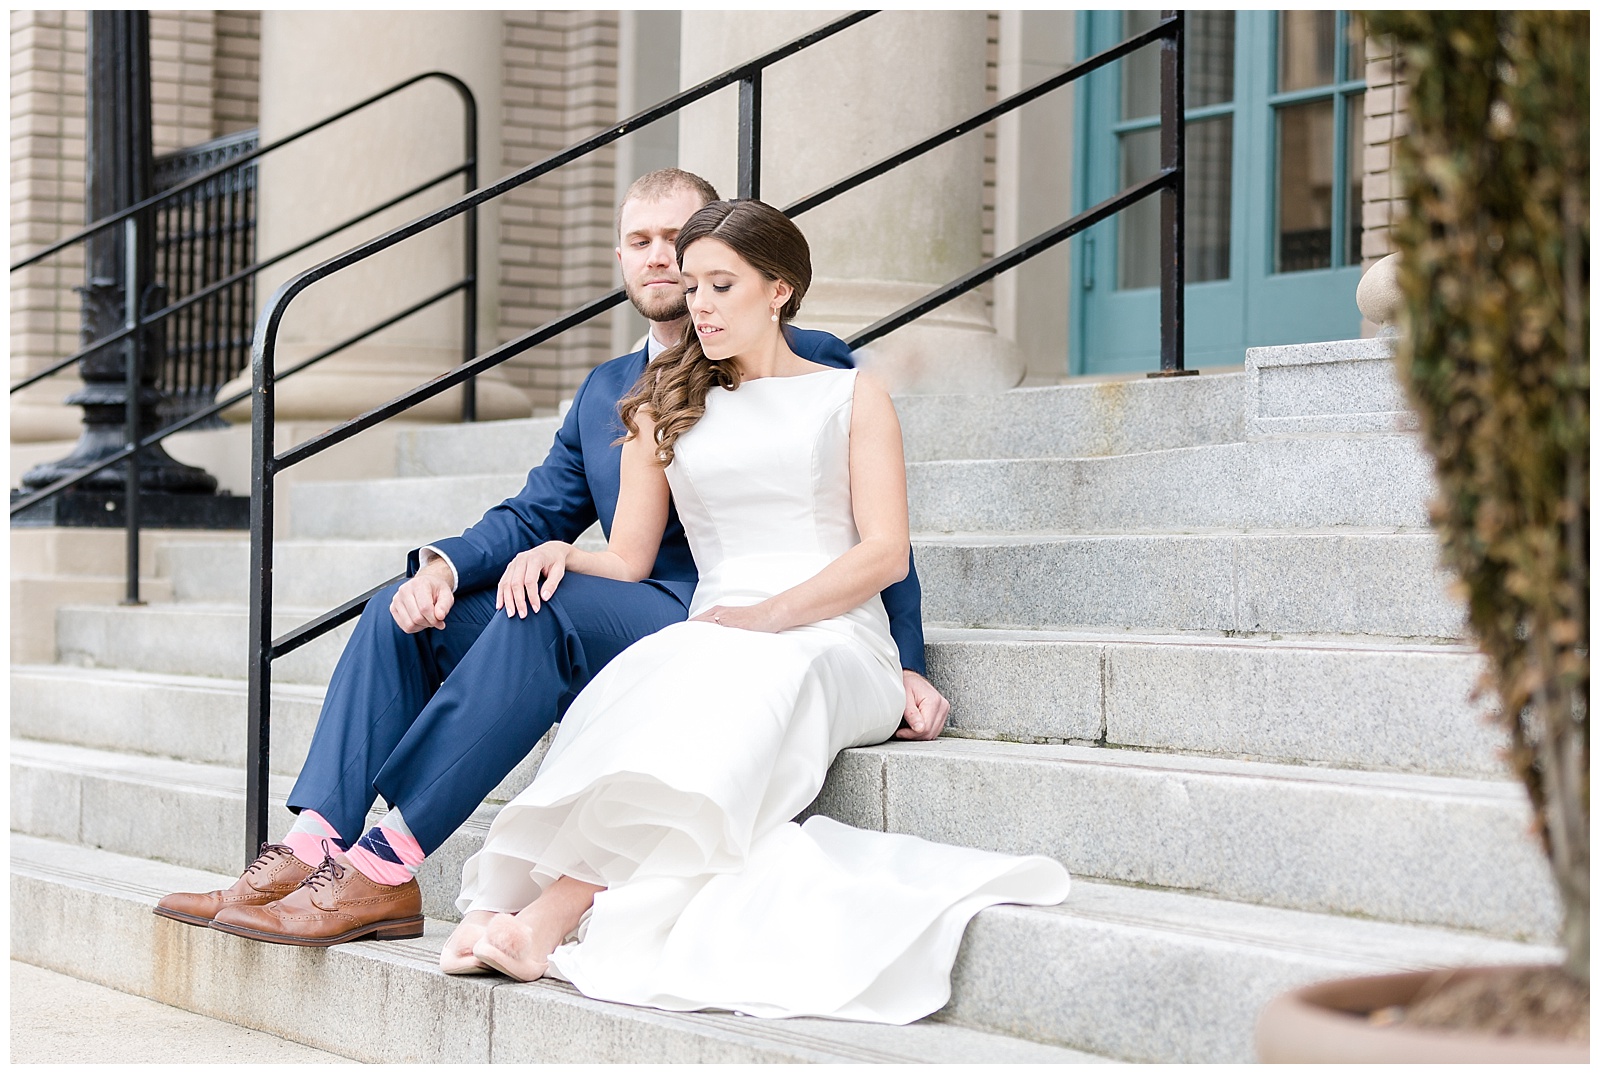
157;168;950;946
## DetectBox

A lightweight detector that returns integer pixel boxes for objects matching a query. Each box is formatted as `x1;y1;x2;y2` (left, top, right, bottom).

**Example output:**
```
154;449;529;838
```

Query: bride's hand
691;603;783;633
498;541;573;617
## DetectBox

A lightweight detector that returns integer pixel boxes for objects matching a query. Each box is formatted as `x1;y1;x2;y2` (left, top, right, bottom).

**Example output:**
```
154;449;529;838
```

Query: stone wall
497;10;620;412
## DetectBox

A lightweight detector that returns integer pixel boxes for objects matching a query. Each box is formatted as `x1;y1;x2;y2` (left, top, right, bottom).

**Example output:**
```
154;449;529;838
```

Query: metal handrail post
460;85;479;423
738;72;762;200
244;300;279;864
122;217;145;604
1154;10;1192;377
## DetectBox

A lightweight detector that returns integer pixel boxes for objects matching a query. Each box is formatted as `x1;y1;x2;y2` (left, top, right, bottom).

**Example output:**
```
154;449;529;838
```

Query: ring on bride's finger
713;615;721;623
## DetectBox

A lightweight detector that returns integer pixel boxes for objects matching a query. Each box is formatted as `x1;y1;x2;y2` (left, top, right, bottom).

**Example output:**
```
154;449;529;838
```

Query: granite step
54;603;355;685
11;834;1555;1063
382;338;1406;473
113;527;1466;654
10;835;1101;1063
915;530;1465;639
894;370;1249;462
395;415;563;478
158;529;612;607
807;740;1556;941
14;614;1506;779
8;665;551;813
11;737;1557;940
923;626;1502;776
390;371;1251;472
288;431;1431;543
6;736;538;924
158;537;410;606
908;434;1432;533
288;473;533;541
10;665;329;776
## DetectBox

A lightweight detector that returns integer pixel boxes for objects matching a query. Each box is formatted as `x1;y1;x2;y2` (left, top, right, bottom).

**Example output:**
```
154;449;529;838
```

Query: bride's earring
770;308;779;322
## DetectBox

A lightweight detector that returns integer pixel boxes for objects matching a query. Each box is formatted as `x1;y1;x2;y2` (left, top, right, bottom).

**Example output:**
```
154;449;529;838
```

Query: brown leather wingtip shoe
209;851;423;947
153;843;315;927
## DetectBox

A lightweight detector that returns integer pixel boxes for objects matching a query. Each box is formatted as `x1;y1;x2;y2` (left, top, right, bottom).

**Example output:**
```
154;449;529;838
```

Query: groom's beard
625;276;688;325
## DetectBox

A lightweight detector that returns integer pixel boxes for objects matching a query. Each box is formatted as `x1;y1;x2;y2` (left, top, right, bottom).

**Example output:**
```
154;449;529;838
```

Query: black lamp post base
10;488;249;529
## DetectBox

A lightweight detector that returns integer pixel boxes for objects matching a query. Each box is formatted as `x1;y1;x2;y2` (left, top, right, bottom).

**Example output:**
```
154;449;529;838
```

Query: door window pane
1118;116;1233;288
1188;116;1234;281
1345;90;1364;265
1278;11;1336;92
1276;98;1335;271
1189;12;1237;108
1118;128;1159;288
1122;10;1236;120
1345;13;1367;81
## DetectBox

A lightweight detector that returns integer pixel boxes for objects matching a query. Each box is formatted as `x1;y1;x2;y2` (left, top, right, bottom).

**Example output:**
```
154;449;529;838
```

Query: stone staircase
10;338;1562;1062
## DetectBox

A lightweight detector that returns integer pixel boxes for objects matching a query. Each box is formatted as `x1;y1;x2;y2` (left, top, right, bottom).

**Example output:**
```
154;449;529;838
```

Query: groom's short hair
616;168;720;235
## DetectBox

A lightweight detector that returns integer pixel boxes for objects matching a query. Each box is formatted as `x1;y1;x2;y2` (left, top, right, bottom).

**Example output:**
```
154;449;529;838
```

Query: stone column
219;11;528;423
994;11;1076;385
676;11;1022;394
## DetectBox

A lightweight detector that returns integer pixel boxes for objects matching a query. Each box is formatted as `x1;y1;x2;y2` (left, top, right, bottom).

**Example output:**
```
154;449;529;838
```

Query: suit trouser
286;573;689;856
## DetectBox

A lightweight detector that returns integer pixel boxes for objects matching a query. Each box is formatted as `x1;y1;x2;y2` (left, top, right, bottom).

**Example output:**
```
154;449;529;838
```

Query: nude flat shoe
439;943;490;975
470;938;550;982
471;915;551;982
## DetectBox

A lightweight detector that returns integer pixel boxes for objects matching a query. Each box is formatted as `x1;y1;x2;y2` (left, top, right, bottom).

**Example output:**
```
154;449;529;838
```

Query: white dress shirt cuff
418;545;460;591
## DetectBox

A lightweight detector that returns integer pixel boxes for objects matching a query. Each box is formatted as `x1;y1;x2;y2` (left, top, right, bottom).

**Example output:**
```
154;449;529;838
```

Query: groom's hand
391;559;456;634
895;670;949;740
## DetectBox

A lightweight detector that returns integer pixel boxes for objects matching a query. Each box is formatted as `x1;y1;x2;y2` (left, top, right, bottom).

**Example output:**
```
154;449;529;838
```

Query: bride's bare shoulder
848;369;901;437
850;368;894;405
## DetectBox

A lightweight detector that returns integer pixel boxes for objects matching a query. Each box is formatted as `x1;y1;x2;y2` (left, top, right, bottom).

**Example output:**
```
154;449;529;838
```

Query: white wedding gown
457;367;1070;1023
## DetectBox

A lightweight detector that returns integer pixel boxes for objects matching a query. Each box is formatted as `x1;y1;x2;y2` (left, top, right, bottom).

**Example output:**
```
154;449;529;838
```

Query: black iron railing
151;129;259;428
240;11;1186;860
8;71;480;605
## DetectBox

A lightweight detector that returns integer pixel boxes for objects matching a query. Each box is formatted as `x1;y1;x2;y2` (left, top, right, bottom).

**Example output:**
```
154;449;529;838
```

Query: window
1116;11;1237;288
1074;11;1371;375
1272;12;1365;272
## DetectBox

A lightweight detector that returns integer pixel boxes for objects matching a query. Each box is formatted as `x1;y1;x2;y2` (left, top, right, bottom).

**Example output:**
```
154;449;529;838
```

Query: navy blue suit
288;327;928;855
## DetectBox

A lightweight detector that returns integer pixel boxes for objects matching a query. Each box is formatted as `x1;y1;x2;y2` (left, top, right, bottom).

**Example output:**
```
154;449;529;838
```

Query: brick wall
498;10;621;411
9;10;87;402
213;11;259;137
148;11;214;154
1361;35;1407;269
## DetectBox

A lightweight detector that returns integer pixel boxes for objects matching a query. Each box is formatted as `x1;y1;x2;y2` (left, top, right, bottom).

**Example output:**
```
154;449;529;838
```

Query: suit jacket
414;326;928;675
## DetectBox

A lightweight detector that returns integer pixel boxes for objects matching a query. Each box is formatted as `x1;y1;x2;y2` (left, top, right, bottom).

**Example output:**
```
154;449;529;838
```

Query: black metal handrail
241;11;1186;859
9;71;479;608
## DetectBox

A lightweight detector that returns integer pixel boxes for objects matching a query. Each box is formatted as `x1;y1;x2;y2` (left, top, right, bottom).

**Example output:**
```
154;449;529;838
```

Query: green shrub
1369;10;1588;980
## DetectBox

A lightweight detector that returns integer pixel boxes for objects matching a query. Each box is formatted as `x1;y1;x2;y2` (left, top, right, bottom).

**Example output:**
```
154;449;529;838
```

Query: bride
439;199;1069;1022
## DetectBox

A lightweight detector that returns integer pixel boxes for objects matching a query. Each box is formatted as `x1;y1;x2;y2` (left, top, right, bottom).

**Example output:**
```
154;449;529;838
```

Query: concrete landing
9;960;351;1063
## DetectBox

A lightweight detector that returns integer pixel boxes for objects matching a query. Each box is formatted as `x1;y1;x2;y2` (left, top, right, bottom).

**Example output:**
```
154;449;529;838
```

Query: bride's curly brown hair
617;199;812;465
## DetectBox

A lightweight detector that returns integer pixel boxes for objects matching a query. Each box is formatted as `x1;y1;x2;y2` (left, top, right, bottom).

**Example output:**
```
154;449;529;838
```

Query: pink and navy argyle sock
280;809;348;866
344;807;426;887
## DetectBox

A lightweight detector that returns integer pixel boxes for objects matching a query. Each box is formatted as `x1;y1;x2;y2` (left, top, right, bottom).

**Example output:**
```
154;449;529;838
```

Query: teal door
1072;11;1368;375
